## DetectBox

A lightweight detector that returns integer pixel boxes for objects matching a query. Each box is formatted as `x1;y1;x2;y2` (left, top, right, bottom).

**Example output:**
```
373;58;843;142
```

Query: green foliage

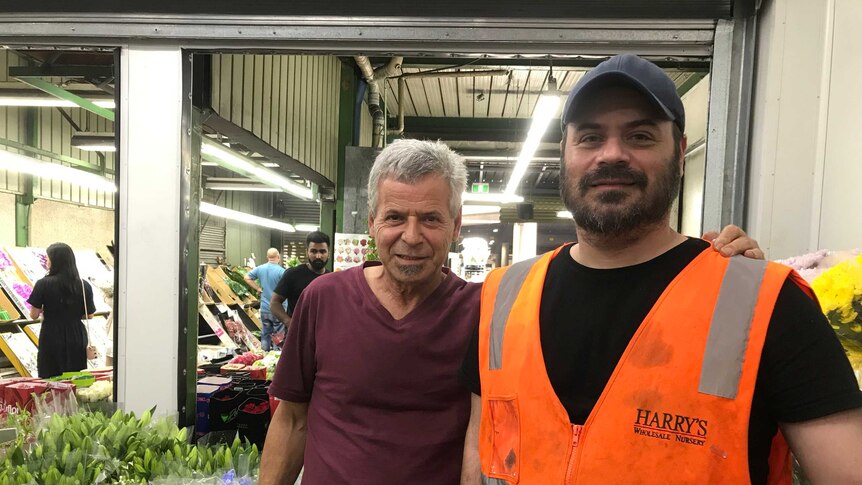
286;256;300;268
222;267;258;297
0;407;260;484
365;237;379;262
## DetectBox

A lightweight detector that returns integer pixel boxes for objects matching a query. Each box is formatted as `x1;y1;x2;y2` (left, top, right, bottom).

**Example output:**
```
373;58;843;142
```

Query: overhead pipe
354;56;403;148
387;69;509;136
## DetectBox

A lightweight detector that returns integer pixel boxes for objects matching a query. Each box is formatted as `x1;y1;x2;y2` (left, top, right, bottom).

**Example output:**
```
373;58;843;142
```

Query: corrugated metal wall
359;99;373;147
211;54;341;183
204;189;273;267
34;108;115;208
0;50;116;209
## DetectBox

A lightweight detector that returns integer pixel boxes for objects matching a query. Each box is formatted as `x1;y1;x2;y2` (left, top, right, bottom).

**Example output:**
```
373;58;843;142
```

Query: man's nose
597;136;629;164
400;218;422;245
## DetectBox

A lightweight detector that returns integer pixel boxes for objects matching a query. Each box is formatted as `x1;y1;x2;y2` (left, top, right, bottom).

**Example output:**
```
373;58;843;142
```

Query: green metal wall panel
211;54;340;183
33;107;115;209
0;51;26;193
217;190;274;267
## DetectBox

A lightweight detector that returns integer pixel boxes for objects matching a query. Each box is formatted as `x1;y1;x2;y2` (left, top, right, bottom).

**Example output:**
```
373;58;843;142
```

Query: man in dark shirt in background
270;231;330;329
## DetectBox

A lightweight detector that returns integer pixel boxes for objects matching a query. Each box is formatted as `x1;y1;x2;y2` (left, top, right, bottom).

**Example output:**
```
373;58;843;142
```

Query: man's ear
367;213;375;238
678;133;688;171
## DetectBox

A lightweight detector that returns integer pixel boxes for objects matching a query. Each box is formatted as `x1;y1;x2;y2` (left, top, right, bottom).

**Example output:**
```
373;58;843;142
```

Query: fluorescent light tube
0;149;116;192
71;132;116;152
0;97;115;109
295;224;320;232
200;202;296;232
557;210;573;219
504;94;561;195
205;183;281;192
262;162;279;168
462;192;524;204
200;138;313;200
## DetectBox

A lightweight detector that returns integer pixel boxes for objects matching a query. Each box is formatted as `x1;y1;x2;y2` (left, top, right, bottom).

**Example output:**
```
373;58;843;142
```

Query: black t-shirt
272;264;327;316
459;238;862;485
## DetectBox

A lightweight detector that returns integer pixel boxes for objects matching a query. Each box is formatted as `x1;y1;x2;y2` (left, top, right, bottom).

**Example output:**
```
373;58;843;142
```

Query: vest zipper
564;424;583;485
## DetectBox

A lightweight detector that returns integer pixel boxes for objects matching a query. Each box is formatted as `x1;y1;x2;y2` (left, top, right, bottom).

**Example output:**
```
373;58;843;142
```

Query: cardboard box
195;383;223;438
198;376;232;389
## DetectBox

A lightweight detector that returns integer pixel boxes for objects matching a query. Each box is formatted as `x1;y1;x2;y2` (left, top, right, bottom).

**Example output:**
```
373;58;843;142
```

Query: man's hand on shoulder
702;224;764;260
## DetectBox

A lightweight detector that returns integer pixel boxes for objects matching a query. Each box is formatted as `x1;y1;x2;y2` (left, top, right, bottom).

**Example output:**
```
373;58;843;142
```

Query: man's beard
560;155;681;240
310;259;328;270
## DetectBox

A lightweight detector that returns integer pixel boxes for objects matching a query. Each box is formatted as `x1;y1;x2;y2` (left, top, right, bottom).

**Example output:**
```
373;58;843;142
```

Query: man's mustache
578;164;648;194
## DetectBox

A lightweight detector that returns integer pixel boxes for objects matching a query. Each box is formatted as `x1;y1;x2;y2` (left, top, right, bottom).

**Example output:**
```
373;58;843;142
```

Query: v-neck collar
355;261;455;328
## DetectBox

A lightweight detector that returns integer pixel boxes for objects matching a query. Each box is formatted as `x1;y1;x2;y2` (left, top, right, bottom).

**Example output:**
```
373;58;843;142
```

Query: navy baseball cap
561;54;685;133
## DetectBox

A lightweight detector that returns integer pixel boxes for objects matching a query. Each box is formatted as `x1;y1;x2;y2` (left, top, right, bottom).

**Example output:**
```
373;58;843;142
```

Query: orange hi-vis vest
478;245;814;485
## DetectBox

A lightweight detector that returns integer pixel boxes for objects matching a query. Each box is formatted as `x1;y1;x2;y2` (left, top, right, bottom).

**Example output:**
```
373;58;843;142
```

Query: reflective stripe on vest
699;256;767;399
488;254;768;398
489;256;541;370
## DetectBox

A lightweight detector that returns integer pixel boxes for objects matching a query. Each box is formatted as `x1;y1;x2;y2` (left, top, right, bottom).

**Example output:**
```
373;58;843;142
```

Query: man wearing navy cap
459;54;862;484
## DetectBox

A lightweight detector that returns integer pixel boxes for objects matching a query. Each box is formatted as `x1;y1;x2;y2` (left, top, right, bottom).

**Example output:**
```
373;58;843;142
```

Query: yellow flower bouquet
811;253;862;353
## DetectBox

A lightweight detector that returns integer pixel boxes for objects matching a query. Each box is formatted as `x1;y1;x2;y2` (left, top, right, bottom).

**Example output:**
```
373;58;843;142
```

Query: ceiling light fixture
201;138;313;200
71;132;116;152
557;210;573;219
261;162;280;168
205;182;281;192
0;96;115;109
0;148;116;192
462;192;524;204
295;224;320;232
200;202;296;232
504;75;563;196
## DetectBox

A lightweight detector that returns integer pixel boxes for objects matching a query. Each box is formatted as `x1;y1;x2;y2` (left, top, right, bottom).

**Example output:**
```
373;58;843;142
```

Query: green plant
365;237;378;262
0;407;260;484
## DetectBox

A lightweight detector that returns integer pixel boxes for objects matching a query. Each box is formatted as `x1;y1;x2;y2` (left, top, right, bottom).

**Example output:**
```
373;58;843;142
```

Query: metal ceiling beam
13;76;115;120
400;116;563;144
8;64;114;78
0;1;733;18
0;16;716;57
200;109;334;188
382;57;712;70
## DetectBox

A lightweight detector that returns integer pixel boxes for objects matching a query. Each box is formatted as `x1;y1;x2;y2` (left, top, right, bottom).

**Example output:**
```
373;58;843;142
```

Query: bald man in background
245;248;288;351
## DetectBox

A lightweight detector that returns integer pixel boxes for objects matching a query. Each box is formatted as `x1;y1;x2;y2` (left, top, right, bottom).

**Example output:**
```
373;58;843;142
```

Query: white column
512;222;537;263
117;45;183;416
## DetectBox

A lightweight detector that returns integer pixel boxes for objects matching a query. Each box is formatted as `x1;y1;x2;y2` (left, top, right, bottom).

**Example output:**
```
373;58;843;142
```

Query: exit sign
471;183;489;193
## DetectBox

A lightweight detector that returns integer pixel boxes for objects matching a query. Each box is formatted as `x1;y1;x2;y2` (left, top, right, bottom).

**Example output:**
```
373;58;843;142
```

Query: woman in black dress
26;242;96;378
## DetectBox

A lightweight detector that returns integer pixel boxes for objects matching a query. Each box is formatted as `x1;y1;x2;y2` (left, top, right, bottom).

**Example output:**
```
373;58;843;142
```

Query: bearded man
459;54;862;485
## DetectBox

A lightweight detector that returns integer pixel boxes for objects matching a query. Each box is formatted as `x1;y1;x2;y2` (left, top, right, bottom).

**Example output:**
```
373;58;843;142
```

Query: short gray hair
367;139;467;218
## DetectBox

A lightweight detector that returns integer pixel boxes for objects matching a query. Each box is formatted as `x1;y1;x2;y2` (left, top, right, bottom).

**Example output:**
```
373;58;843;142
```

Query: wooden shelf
0;288;22;322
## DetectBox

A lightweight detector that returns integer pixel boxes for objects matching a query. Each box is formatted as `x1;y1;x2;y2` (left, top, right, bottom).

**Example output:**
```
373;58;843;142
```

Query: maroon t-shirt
269;262;481;485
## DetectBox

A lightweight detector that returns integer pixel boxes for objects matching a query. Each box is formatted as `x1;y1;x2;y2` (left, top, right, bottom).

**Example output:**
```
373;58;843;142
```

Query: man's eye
629;132;655;143
578;134;602;144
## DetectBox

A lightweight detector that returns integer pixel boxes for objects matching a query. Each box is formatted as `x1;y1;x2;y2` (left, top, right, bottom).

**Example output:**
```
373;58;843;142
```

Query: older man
260;138;762;485
461;54;862;484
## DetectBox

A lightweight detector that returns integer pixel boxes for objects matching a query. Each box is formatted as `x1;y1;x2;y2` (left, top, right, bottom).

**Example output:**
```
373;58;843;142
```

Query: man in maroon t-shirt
259;139;763;485
261;139;478;485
